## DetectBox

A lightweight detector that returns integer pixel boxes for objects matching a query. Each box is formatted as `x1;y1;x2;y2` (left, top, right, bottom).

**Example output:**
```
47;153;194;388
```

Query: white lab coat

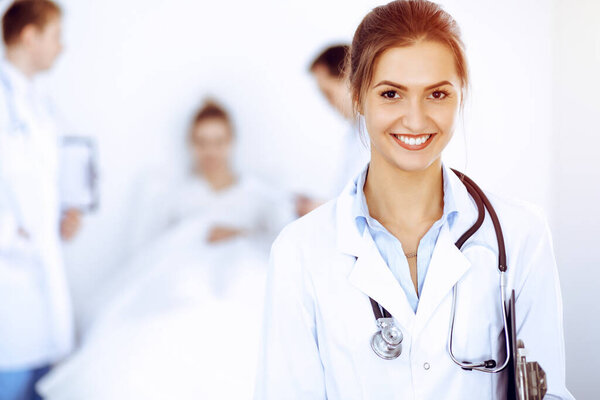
256;164;573;399
0;60;73;369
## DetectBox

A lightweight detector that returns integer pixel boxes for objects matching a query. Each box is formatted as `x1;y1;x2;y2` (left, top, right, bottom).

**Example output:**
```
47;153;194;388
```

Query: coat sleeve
513;211;574;400
254;228;327;399
0;91;23;252
0;179;20;250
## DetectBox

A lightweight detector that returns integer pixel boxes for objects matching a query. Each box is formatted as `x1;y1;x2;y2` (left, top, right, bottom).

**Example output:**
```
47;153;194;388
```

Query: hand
295;195;323;217
207;226;243;243
60;208;82;241
17;227;30;240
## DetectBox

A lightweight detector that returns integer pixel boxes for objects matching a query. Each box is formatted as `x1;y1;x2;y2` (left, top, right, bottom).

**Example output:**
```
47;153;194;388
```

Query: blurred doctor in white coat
256;1;573;399
296;44;370;217
0;1;81;399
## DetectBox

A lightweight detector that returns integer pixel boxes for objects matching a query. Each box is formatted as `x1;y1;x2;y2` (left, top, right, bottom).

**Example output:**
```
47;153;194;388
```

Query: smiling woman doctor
255;1;573;399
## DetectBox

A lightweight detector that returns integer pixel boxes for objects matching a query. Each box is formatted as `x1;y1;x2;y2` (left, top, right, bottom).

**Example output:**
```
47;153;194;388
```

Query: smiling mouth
391;133;435;150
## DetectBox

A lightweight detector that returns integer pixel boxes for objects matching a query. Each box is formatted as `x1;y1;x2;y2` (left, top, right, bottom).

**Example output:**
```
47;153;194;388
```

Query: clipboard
59;136;99;213
506;289;518;400
506;290;547;400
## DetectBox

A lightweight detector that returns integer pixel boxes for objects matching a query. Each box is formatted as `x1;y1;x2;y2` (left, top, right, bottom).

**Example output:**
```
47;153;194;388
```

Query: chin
384;152;441;173
37;62;54;72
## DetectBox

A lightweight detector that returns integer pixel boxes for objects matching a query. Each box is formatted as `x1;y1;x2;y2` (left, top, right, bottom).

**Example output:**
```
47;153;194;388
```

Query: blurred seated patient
131;99;292;252
35;99;293;400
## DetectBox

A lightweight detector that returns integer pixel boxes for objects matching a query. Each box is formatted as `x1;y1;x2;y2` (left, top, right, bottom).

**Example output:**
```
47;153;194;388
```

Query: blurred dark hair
2;0;62;46
309;44;349;78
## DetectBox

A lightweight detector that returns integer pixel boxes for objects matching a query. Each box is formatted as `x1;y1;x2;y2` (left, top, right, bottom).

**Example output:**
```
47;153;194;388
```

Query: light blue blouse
352;164;459;313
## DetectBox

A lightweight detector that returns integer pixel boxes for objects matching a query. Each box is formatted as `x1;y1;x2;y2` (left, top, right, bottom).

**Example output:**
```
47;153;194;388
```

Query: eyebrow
373;80;454;91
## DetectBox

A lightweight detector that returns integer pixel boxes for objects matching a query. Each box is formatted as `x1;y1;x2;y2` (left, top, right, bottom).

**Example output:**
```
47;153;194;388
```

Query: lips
391;133;435;151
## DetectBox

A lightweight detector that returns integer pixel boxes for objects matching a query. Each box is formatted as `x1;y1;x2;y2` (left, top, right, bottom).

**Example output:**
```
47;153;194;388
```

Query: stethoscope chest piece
370;317;403;360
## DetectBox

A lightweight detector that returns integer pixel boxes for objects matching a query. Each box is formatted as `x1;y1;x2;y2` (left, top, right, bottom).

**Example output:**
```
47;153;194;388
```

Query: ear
19;24;39;46
353;94;364;116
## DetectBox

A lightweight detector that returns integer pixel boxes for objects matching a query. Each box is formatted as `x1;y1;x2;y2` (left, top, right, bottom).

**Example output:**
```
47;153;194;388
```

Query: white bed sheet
38;217;269;400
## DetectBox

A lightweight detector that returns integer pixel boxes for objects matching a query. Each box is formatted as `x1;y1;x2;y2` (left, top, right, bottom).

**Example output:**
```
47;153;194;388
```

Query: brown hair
348;0;468;112
189;99;233;143
2;0;62;46
309;44;350;79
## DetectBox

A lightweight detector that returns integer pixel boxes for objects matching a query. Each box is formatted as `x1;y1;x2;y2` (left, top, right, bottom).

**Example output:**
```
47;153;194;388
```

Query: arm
255;231;326;399
513;213;574;400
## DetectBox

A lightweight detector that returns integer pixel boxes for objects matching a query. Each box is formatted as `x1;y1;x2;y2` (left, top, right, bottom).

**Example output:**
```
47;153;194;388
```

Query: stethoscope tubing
0;67;28;135
368;169;511;372
448;170;510;372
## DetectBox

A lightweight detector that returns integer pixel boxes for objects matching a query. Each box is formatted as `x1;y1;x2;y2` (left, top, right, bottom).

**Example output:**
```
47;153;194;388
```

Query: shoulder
484;190;550;240
449;168;551;255
271;198;338;258
477;188;555;287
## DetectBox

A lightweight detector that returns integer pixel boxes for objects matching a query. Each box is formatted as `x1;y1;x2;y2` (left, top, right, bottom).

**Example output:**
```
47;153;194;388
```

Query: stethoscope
369;169;511;374
0;66;29;135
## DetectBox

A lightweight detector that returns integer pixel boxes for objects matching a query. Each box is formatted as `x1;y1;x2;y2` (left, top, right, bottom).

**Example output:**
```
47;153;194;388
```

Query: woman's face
191;118;233;174
362;40;462;172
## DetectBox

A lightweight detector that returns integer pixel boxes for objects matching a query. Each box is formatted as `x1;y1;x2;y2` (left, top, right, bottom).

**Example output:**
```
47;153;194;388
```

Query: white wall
50;0;381;326
552;1;600;398
41;0;595;396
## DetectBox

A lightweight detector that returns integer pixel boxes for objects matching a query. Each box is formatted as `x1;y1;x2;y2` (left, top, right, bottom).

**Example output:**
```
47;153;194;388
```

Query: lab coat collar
335;162;472;257
442;164;481;244
336;162;477;333
344;216;471;335
336;164;367;258
413;222;470;334
351;163;460;236
0;58;33;95
347;226;416;330
415;166;476;333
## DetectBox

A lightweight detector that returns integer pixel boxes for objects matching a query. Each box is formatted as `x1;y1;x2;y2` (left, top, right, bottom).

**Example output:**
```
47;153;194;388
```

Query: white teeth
395;134;431;146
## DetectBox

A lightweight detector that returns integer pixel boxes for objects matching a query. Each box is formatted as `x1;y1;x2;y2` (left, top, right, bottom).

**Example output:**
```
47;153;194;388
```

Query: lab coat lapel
336;170;414;330
347;229;415;331
414;223;471;335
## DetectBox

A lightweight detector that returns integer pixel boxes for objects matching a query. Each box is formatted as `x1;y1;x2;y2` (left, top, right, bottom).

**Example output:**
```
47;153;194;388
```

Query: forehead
372;41;459;88
193;118;230;139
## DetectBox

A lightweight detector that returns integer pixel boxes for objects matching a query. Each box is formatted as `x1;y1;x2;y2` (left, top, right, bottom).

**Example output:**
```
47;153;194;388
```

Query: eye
380;90;400;99
428;90;449;100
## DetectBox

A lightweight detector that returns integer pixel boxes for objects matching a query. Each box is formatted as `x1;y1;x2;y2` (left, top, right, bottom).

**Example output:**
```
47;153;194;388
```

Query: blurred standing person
0;1;81;399
296;44;370;216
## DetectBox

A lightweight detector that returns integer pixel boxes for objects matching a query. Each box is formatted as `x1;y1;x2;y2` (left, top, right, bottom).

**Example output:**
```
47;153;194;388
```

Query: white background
27;0;600;398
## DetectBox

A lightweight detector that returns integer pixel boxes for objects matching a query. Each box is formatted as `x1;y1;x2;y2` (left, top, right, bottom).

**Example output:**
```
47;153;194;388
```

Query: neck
5;47;37;79
198;166;236;191
364;155;444;230
341;95;354;121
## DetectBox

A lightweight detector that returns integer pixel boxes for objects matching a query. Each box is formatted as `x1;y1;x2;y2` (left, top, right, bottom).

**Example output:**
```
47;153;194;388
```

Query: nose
401;99;429;133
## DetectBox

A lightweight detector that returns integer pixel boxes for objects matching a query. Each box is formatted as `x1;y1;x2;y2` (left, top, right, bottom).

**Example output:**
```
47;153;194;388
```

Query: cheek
431;104;459;134
364;102;395;138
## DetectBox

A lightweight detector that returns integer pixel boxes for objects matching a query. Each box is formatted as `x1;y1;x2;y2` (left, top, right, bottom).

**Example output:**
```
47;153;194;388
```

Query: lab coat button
423;362;430;370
